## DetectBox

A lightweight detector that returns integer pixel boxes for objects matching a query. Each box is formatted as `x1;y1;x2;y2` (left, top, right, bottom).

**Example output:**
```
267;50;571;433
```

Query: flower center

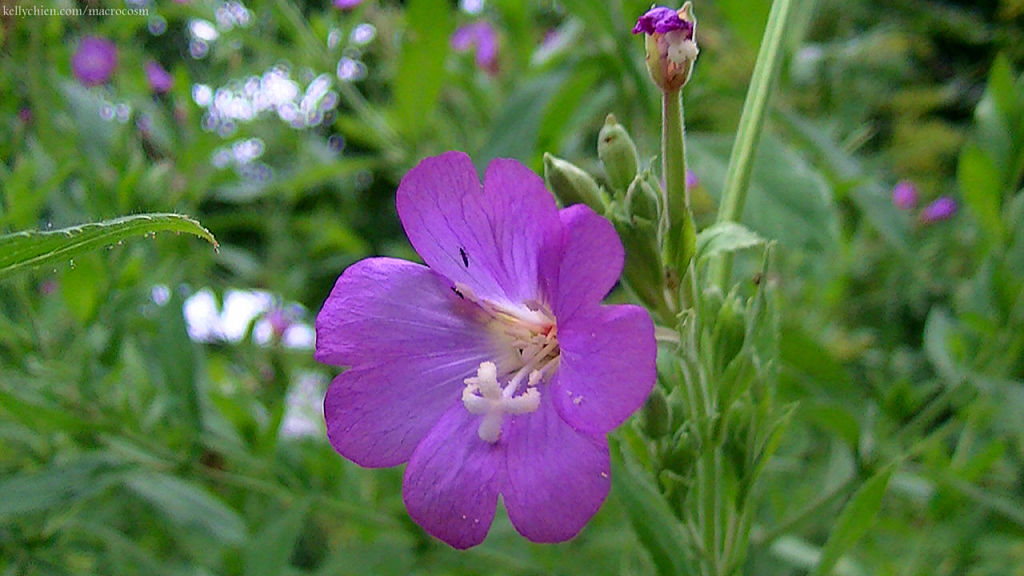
665;32;698;65
455;283;559;443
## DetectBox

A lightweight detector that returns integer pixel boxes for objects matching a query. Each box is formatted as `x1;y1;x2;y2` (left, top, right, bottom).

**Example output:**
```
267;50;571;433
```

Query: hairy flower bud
598;114;640;193
543;153;606;212
612;212;666;318
712;291;747;374
632;3;698;93
642;387;671;438
625;174;661;223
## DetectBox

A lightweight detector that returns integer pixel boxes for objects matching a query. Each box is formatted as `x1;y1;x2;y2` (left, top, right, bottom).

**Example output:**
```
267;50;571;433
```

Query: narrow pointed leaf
124;471;246;546
611;439;688;576
812;466;892;576
245;500;310;576
0;213;217;279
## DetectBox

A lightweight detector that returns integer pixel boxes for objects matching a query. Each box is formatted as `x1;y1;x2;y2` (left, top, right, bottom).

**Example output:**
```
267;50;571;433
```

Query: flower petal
403;404;505;549
317;257;496;467
396;152;562;307
502;395;610;543
553;304;656;433
315;257;492;367
325;366;455;468
546;205;624;320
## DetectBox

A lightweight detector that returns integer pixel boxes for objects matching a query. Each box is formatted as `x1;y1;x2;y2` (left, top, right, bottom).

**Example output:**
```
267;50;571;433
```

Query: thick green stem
662;89;687;255
662;90;697;310
709;0;798;289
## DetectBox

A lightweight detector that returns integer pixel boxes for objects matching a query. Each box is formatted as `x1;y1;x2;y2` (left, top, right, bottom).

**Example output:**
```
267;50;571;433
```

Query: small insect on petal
460;247;470;268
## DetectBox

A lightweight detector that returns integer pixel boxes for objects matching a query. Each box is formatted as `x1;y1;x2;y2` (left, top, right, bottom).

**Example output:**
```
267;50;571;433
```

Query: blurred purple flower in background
452;21;499;74
686;169;699;190
920;196;957;223
892;180;918;210
18;108;32;124
145;61;173;94
72;36;118;86
333;0;363;10
316;152;656;548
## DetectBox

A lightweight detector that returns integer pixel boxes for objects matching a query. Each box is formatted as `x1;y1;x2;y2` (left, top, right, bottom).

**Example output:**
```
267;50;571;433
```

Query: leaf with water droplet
0;213;218;280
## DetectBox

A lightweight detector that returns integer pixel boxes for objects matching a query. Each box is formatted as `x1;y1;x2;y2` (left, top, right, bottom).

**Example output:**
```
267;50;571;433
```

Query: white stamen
462;361;542;443
456;290;560;443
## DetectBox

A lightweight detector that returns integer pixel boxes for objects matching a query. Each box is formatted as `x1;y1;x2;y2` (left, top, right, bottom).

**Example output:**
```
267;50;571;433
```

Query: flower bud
665;427;697;477
632;3;698;93
598;114;639;194
543;153;607;212
612;213;666;316
642;387;670;438
625;174;661;223
712;291;747;373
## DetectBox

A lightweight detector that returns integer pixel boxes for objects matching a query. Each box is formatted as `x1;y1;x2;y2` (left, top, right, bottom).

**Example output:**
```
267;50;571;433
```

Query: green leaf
610;439;688;576
696;221;767;264
0;454;120;521
245;500;310;576
392;0;452;136
124;471;246;546
923;308;962;386
775;111;911;255
958;142;1005;243
937;471;1024;529
689;134;838;261
0;213;217;280
973;54;1019;185
812;466;893;576
146;288;203;456
801;402;860;452
476;71;569;170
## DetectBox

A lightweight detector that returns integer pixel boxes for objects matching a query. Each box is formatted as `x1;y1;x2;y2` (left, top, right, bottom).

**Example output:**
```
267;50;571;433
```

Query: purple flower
920;196;957;223
72;36;118;87
333;0;363;10
632;6;692;35
145;61;173;94
686;169;699;190
892;180;918;210
316;152;656;549
452;21;499;74
18;108;31;124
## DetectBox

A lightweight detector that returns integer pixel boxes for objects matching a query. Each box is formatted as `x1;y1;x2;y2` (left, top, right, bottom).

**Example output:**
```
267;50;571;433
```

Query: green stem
662;89;687;258
710;0;798;289
662;90;698;314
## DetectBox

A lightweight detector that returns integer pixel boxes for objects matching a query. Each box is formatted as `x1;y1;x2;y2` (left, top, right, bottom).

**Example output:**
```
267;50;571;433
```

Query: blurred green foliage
1;0;1023;574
